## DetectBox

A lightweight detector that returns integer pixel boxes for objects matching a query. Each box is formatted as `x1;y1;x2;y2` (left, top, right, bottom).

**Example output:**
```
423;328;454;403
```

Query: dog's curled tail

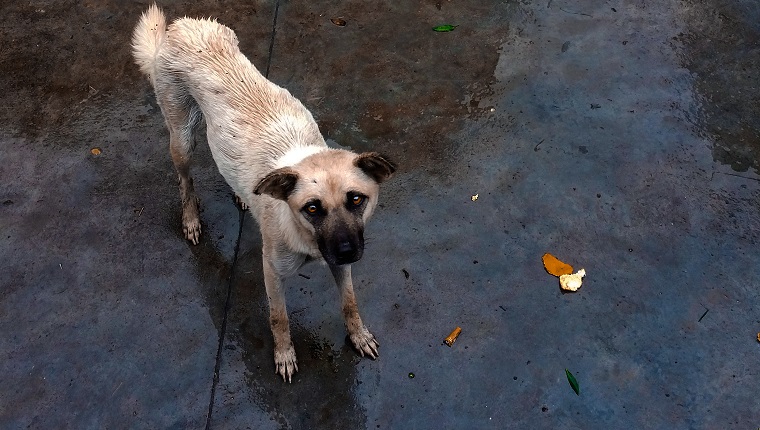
131;4;166;79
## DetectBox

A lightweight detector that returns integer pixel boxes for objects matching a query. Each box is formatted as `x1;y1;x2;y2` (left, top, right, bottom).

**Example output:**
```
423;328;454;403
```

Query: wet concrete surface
1;0;759;428
678;0;760;174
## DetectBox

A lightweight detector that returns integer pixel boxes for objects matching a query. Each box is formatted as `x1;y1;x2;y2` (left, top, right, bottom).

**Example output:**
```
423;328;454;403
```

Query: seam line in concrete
265;1;281;79
205;210;245;430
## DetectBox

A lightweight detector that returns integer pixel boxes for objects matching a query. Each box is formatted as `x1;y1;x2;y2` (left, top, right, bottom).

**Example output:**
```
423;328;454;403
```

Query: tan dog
132;5;395;382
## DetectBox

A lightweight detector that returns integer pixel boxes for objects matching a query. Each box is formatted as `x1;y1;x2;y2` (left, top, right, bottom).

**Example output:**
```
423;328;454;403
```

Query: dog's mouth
332;251;362;266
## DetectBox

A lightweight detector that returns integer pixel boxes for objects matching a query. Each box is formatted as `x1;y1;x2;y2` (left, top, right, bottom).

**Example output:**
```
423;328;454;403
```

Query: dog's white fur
132;5;394;382
133;5;328;210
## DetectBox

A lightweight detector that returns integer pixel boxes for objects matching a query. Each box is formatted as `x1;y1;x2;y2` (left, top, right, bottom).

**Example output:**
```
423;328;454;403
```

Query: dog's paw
234;194;249;211
349;326;379;359
183;219;201;245
274;345;298;383
182;197;201;245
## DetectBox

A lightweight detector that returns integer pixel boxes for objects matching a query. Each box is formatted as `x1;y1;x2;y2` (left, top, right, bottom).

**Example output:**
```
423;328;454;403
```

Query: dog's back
131;5;326;205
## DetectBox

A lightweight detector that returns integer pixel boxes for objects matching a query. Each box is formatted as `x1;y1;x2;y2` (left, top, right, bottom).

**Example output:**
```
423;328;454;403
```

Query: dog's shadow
188;212;367;428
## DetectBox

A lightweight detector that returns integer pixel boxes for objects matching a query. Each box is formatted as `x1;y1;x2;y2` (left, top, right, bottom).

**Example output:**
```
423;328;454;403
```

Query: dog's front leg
262;256;298;382
329;264;379;359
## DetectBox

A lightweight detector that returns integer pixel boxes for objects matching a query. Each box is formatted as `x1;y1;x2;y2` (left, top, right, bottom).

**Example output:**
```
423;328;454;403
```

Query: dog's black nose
333;240;361;265
337;241;356;259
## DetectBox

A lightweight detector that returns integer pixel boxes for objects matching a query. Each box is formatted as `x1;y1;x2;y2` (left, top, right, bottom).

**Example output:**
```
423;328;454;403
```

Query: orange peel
542;253;573;276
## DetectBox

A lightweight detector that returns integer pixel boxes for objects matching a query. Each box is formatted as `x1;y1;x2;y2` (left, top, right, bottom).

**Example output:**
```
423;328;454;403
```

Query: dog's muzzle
320;229;364;266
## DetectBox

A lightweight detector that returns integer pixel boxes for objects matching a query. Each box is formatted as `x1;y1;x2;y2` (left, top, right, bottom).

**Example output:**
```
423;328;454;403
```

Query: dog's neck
274;145;327;169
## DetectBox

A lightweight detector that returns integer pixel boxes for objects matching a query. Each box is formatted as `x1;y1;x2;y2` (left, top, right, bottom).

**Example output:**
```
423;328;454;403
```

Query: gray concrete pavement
1;0;758;428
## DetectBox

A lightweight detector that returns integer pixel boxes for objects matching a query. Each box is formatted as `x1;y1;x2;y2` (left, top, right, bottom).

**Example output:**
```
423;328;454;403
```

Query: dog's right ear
254;168;299;201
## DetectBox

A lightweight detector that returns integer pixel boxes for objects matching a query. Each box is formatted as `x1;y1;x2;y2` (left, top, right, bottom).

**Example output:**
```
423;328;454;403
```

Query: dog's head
254;150;395;266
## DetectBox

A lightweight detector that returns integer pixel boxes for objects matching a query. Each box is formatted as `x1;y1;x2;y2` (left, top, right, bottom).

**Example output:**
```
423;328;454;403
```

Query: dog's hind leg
330;265;379;359
160;90;204;244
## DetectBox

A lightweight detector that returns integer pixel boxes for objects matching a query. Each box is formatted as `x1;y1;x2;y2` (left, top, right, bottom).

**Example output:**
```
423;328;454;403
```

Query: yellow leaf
91;147;102;155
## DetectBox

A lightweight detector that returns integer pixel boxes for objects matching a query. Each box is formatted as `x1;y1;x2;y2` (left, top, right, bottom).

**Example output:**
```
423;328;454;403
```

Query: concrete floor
1;0;759;428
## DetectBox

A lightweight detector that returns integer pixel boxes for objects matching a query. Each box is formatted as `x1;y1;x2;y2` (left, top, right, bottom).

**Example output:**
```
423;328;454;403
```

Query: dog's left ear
254;167;299;201
355;152;396;184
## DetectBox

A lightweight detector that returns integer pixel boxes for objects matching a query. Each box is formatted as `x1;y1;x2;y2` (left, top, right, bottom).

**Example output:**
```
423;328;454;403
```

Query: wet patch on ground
267;1;517;175
211;224;367;429
677;0;760;174
0;1;142;138
0;1;273;139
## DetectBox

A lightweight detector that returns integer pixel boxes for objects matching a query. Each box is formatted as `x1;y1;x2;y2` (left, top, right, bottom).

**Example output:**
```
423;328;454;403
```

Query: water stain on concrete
677;0;760;174
218;234;366;429
1;2;138;138
267;1;517;175
0;2;273;139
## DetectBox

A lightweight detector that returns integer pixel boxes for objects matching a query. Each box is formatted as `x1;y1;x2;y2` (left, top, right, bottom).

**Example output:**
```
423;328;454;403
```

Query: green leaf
433;24;458;32
565;369;580;396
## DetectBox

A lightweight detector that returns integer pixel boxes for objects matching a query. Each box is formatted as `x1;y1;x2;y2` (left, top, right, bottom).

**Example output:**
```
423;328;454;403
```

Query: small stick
111;381;123;396
698;308;709;322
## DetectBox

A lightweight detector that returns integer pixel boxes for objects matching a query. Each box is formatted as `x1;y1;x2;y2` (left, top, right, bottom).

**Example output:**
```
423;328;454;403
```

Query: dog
131;4;395;382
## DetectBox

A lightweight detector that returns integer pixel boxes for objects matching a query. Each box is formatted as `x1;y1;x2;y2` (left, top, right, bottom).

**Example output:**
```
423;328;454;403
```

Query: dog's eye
347;193;366;210
302;201;322;217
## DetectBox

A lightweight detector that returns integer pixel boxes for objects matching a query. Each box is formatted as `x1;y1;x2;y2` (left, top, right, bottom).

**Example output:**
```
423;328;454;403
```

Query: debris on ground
559;269;586;292
543;253;586;291
565;369;580;395
90;147;102;155
330;17;346;26
542;253;573;276
433;24;458;32
471;193;478;201
444;326;462;347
